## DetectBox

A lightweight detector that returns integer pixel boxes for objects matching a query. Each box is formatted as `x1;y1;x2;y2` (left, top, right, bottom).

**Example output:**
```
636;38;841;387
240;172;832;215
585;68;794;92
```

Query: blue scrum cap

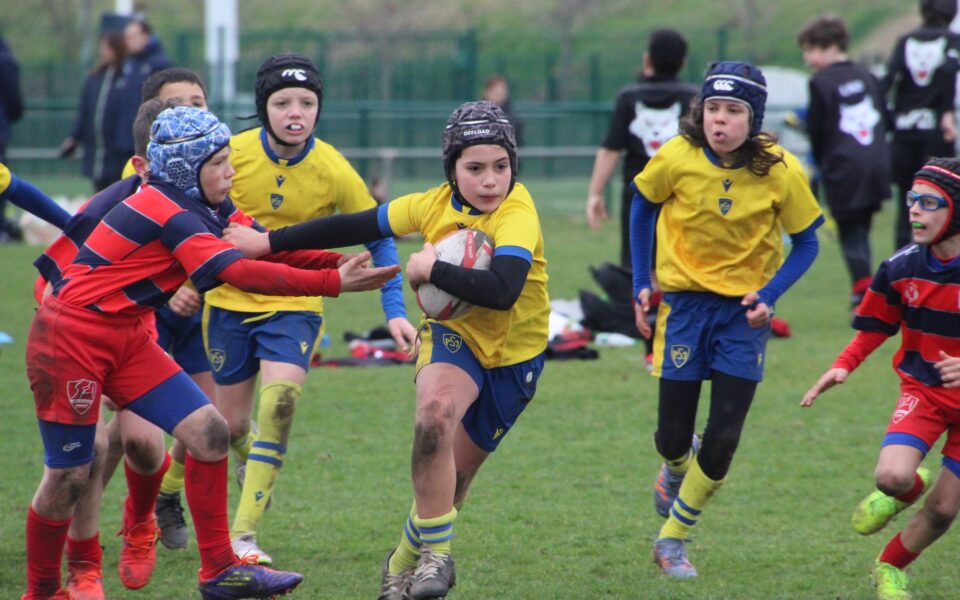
701;61;768;135
148;106;231;202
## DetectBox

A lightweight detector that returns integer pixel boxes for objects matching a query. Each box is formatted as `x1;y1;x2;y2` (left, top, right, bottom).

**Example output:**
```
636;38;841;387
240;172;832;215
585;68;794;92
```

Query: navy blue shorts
416;322;544;452
156;306;209;375
652;291;770;382
204;306;323;385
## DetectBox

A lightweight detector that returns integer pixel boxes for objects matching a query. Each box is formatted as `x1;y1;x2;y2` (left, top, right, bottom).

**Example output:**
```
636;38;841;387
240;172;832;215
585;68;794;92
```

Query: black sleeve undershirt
270;207;529;310
430;254;530;311
269;207;381;251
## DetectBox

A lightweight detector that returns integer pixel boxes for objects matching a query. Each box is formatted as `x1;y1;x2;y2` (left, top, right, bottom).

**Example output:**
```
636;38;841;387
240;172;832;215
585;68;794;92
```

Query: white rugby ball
415;228;494;320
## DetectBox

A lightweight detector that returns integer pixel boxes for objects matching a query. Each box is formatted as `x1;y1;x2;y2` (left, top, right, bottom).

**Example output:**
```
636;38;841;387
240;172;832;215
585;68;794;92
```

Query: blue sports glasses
905;190;949;211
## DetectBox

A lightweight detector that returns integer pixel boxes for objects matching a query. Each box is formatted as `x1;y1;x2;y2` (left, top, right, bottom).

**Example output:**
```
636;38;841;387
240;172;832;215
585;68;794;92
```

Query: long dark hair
679;98;784;177
93;32;126;75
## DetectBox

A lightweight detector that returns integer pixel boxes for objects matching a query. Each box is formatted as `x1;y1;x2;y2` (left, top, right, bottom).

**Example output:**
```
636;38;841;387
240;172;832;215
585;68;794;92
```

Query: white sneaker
231;534;273;566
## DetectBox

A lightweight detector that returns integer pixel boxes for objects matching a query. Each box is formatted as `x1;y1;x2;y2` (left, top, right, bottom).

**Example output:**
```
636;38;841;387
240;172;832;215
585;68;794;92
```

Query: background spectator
59;14;130;192
585;29;697;269
882;0;960;249
0;33;24;240
483;74;524;146
114;15;172;162
798;15;891;312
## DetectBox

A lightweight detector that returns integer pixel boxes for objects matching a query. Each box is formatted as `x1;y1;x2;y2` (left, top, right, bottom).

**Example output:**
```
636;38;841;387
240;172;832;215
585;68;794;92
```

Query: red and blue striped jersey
35;176;141;289
53;180;250;315
854;244;960;386
37;176;259;293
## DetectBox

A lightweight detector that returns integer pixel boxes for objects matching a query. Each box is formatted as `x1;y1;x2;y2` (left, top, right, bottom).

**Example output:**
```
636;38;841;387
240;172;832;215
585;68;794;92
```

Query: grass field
0;177;956;599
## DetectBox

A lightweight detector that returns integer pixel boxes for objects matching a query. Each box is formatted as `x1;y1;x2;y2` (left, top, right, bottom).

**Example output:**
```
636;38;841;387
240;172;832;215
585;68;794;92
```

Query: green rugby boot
852;468;931;536
874;560;910;600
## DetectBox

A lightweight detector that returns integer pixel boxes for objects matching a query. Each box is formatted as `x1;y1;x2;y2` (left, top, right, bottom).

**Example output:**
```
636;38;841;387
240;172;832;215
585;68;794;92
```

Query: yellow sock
664;446;694;476
159;456;185;495
659;458;723;540
413;507;458;557
388;501;421;575
231;429;255;464
232;380;300;536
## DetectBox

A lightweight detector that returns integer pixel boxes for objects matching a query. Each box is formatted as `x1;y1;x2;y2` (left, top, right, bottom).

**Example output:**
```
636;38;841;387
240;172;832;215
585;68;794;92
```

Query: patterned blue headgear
148;106;231;201
701;61;767;135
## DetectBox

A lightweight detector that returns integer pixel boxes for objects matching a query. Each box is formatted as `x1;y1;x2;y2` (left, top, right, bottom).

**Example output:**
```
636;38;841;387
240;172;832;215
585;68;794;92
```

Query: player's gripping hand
405;242;437;287
168;285;202;317
223;223;271;258
800;367;849;407
634;288;652;340
339;252;401;292
741;291;771;328
935;351;960;388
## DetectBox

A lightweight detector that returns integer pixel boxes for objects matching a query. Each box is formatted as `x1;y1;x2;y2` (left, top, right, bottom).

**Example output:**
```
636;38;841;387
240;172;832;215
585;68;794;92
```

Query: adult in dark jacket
113;17;172;158
0;34;24;240
59;32;129;191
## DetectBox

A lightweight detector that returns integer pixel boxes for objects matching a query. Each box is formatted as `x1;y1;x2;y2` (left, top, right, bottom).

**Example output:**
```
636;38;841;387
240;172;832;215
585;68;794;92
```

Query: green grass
0;177;956;599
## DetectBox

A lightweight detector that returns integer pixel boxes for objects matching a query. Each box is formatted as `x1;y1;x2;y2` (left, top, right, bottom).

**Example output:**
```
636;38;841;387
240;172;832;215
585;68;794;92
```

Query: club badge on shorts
892;393;919;424
670;345;691;368
67;379;98;415
209;349;226;372
443;334;462;353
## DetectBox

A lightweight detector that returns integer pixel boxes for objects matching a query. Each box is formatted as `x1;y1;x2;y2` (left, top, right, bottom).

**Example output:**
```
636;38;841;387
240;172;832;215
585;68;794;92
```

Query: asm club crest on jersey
718;198;733;215
67;379;98;415
670;345;691;368
270;193;284;210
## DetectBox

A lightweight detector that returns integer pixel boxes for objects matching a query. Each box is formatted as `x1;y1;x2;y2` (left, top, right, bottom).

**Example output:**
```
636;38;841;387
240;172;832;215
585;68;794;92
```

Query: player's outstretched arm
338;252;401;292
800;368;849;407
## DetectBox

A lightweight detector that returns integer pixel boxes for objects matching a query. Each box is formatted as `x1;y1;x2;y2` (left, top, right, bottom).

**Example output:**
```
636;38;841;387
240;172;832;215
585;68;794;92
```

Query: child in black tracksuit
882;0;960;250
798;16;892;310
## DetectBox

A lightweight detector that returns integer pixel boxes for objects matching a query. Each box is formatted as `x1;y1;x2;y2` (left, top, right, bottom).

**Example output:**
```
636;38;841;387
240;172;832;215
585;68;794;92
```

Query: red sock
123;451;171;527
66;533;102;565
25;506;71;598
184;454;238;579
852;276;872;297
894;472;925;505
879;532;920;569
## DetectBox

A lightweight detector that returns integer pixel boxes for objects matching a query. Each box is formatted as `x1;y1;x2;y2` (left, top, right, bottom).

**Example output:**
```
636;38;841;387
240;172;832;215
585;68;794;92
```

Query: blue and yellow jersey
121;157;136;180
384;182;549;368
0;162;11;194
205;127;378;313
633;136;821;297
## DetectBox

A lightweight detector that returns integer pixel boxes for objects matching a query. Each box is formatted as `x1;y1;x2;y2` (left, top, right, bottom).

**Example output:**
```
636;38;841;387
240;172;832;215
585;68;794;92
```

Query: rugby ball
415;228;494;320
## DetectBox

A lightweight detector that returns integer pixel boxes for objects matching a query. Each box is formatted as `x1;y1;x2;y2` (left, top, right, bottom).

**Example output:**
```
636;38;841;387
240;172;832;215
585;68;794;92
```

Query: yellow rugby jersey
633;136;821;297
387;182;549;368
121;157;136;180
0;162;10;194
206;127;378;313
